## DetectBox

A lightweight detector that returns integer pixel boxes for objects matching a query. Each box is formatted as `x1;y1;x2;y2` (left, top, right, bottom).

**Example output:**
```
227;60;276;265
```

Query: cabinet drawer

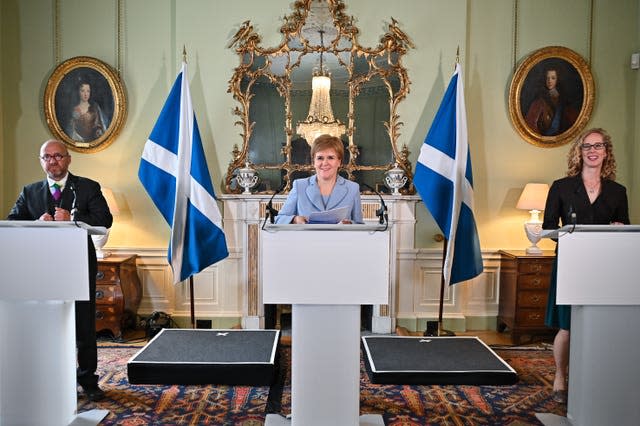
518;274;551;290
516;290;548;308
95;285;118;305
518;261;552;275
515;309;546;327
96;306;120;321
96;266;118;284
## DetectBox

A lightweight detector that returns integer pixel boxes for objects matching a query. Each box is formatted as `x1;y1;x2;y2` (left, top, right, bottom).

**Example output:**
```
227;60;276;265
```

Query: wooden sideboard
497;250;556;344
96;255;142;340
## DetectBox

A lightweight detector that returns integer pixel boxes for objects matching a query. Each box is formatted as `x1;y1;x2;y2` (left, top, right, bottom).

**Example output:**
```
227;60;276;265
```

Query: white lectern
262;224;389;426
0;221;106;426
540;225;640;426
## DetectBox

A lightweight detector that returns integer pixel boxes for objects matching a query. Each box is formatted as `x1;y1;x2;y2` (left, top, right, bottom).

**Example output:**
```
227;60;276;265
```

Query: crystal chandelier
296;30;346;146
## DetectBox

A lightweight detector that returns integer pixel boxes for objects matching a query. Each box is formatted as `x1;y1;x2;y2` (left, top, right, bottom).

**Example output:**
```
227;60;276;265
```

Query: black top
542;174;629;230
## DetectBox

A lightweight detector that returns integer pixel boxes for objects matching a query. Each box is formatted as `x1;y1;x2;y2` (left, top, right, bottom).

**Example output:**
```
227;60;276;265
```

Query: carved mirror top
226;0;414;195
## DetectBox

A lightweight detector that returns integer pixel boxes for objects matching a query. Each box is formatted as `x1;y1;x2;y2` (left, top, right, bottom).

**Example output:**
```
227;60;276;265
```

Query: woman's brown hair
310;134;344;162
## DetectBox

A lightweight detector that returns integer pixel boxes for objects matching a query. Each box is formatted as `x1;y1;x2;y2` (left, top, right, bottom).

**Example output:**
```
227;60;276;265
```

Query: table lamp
92;187;120;258
516;183;549;255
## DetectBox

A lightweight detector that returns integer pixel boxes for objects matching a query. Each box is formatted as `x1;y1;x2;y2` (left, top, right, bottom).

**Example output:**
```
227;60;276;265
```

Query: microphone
361;183;388;226
266;182;286;224
568;205;577;233
68;181;78;221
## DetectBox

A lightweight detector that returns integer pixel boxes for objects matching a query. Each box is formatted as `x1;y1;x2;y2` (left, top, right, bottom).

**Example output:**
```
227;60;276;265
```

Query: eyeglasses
40;153;69;162
580;142;607;151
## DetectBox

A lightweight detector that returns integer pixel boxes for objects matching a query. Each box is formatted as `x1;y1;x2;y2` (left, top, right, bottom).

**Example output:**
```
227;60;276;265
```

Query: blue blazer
275;175;363;224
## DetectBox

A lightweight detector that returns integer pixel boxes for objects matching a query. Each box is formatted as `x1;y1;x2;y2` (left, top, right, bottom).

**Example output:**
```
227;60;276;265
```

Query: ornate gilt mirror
225;0;414;194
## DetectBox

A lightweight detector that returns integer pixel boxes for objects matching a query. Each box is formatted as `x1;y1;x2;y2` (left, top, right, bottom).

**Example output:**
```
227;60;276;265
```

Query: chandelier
296;30;346;146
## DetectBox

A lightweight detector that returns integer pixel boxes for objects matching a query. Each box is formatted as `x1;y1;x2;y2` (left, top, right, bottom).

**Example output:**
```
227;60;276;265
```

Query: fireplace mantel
219;193;420;333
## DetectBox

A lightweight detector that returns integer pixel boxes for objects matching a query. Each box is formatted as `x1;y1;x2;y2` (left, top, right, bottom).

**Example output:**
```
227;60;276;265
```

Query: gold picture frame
44;56;127;153
508;46;594;148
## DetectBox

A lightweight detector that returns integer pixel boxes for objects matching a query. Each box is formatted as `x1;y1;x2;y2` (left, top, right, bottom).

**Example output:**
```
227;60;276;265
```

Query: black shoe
83;385;106;402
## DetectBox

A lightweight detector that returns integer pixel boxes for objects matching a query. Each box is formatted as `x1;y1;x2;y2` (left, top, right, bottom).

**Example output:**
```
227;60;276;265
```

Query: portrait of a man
520;58;583;137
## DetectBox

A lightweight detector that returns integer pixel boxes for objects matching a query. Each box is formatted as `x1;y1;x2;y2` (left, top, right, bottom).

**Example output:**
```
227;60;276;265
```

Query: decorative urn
236;162;259;194
384;163;407;195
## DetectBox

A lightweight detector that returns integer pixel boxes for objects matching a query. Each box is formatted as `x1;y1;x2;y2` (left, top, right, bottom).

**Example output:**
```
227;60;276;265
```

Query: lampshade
92;187;120;258
516;183;549;255
516;183;549;212
296;30;346;146
101;187;120;215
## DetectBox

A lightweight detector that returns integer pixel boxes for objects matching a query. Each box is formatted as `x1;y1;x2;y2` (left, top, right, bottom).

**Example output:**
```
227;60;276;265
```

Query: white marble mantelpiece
119;194;500;334
219;193;420;333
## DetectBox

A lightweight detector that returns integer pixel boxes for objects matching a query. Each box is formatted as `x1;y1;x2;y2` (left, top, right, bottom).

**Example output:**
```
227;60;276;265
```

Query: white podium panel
0;221;104;426
567;305;640;426
544;225;640;426
262;224;389;426
556;226;640;305
0;301;77;425
262;225;389;305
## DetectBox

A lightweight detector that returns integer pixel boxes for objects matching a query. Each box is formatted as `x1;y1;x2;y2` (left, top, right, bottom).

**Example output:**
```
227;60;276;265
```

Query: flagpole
436;239;454;337
140;44;229;333
182;44;197;330
415;52;482;338
188;276;196;328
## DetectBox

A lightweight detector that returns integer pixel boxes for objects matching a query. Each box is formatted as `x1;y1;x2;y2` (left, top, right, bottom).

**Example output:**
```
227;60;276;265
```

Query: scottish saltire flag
414;63;483;285
139;61;228;284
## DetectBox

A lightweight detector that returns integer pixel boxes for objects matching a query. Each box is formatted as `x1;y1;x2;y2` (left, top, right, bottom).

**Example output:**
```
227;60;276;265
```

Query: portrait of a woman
66;78;109;142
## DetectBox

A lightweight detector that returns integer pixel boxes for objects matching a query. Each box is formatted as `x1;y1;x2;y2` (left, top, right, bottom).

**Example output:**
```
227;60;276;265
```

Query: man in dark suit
7;139;113;401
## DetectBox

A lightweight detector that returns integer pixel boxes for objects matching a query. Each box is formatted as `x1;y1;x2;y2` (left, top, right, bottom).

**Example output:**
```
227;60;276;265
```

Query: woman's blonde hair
310;134;344;162
566;127;617;180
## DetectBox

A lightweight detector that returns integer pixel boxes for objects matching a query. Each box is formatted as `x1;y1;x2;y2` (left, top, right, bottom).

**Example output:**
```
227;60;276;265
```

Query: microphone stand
361;183;388;230
69;182;78;223
262;182;286;230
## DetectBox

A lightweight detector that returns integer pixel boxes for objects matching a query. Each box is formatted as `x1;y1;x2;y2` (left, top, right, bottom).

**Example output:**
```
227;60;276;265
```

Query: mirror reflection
226;0;414;194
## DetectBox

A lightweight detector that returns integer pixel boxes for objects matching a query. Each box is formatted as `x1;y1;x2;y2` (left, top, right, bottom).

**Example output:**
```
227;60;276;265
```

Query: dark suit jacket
7;172;113;228
542;175;629;230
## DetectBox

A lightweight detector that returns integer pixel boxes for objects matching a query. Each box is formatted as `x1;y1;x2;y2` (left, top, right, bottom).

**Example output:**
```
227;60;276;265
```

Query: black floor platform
127;329;279;385
362;336;518;385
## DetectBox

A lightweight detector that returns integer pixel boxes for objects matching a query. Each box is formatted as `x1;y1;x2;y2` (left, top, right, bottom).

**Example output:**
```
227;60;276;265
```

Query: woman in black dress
542;128;629;403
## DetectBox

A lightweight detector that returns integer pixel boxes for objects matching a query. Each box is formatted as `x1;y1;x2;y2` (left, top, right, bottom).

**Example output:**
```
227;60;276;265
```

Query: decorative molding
107;244;506;332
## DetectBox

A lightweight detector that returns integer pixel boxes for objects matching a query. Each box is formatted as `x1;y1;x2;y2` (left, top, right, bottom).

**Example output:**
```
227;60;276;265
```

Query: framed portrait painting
508;46;594;148
44;56;127;153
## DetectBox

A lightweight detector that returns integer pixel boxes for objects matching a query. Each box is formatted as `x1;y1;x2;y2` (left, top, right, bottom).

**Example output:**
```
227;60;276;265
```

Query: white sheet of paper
308;206;349;224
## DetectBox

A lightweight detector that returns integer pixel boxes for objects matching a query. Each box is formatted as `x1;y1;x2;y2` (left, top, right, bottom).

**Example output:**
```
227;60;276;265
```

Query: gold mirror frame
44;56;127;153
508;46;594;148
225;0;414;193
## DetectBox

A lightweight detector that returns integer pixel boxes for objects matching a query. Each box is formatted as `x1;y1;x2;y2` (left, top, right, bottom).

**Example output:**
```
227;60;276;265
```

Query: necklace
584;180;600;194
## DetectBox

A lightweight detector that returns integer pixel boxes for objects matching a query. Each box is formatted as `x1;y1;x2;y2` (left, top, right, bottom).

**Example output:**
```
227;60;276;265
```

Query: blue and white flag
414;63;483;285
139;61;228;284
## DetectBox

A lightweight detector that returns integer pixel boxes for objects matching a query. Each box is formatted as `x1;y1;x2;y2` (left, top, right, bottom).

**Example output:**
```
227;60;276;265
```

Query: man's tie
52;183;62;201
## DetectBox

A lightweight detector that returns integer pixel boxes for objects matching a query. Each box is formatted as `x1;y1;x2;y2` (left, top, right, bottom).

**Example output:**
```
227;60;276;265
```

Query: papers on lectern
308;206;349;224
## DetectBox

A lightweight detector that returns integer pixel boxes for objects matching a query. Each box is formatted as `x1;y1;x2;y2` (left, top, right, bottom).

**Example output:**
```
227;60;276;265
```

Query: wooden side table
96;255;142;340
497;250;556;344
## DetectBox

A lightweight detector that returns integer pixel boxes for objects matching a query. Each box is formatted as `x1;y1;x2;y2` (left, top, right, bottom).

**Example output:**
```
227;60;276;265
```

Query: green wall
1;0;638;251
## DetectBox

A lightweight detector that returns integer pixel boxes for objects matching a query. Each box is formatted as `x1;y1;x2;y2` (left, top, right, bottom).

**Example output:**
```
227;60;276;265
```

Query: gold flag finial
455;46;460;65
183;45;187;63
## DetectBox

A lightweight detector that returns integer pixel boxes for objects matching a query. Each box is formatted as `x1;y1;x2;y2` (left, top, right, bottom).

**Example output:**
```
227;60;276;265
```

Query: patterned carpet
81;342;566;425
